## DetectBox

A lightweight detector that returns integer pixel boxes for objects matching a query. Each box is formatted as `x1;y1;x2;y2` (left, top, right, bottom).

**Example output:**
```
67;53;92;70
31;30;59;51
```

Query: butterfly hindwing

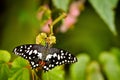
42;48;77;71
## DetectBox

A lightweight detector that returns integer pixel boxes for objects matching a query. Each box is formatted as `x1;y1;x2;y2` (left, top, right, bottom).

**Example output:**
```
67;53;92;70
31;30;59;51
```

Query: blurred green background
0;0;120;80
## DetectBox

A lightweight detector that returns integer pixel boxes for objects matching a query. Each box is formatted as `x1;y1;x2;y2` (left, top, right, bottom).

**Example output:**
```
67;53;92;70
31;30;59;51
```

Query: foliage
0;50;11;80
0;0;120;80
8;57;30;80
70;54;90;80
1;48;120;80
89;0;118;35
42;66;65;80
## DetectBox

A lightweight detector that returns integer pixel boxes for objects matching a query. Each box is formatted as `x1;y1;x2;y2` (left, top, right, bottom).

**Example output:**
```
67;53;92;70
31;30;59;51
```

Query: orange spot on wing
36;60;46;71
39;60;46;67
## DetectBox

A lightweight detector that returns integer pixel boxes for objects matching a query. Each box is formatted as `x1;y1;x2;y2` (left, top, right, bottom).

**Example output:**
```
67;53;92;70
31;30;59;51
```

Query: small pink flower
41;18;52;33
69;2;80;17
64;14;76;27
60;0;85;33
60;14;76;32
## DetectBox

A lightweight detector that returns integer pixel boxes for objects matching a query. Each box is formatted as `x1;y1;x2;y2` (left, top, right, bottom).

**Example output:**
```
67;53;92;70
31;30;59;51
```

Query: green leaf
0;50;11;80
0;50;11;62
107;0;118;8
89;0;118;35
99;52;120;80
9;57;30;80
8;68;30;80
52;0;70;11
86;61;104;80
0;63;10;80
11;57;29;68
70;54;90;80
42;66;65;80
110;48;120;64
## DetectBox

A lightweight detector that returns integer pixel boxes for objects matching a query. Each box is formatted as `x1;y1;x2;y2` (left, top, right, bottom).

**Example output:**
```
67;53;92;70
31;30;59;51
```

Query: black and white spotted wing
13;44;77;71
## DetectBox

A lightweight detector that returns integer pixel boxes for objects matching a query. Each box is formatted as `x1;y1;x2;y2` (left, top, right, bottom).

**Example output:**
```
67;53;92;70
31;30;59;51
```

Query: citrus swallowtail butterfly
13;44;77;71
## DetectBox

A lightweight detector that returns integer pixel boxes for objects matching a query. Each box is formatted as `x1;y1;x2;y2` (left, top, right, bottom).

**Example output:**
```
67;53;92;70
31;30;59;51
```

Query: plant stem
49;12;67;36
32;70;35;80
32;70;41;80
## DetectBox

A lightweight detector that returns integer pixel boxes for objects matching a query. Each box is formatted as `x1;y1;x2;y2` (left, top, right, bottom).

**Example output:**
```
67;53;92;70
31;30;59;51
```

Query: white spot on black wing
61;50;63;53
61;53;64;56
53;53;57;57
57;55;60;60
51;64;54;67
56;62;58;64
20;46;23;48
26;50;29;53
46;54;52;60
19;49;22;52
23;55;26;57
62;61;64;63
65;60;67;62
37;52;42;59
36;64;38;67
44;66;47;69
33;50;38;54
27;47;30;50
29;50;33;55
31;61;34;65
29;57;31;60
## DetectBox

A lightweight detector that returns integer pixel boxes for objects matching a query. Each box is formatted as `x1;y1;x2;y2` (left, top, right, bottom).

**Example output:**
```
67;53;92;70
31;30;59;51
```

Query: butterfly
13;44;77;71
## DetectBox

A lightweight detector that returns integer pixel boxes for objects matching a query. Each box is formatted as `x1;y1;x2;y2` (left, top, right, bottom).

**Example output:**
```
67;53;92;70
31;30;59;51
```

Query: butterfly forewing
13;44;77;71
13;44;46;68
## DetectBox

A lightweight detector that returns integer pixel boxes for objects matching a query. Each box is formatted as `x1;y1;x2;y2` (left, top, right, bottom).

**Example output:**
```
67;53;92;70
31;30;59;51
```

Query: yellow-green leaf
70;54;90;80
9;57;30;80
86;61;104;80
52;0;70;12
0;50;11;62
0;63;10;80
42;66;65;80
0;50;11;80
99;52;120;80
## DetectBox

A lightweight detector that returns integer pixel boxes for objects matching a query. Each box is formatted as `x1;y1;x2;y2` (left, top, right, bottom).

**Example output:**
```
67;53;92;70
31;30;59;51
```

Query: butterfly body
13;44;77;71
